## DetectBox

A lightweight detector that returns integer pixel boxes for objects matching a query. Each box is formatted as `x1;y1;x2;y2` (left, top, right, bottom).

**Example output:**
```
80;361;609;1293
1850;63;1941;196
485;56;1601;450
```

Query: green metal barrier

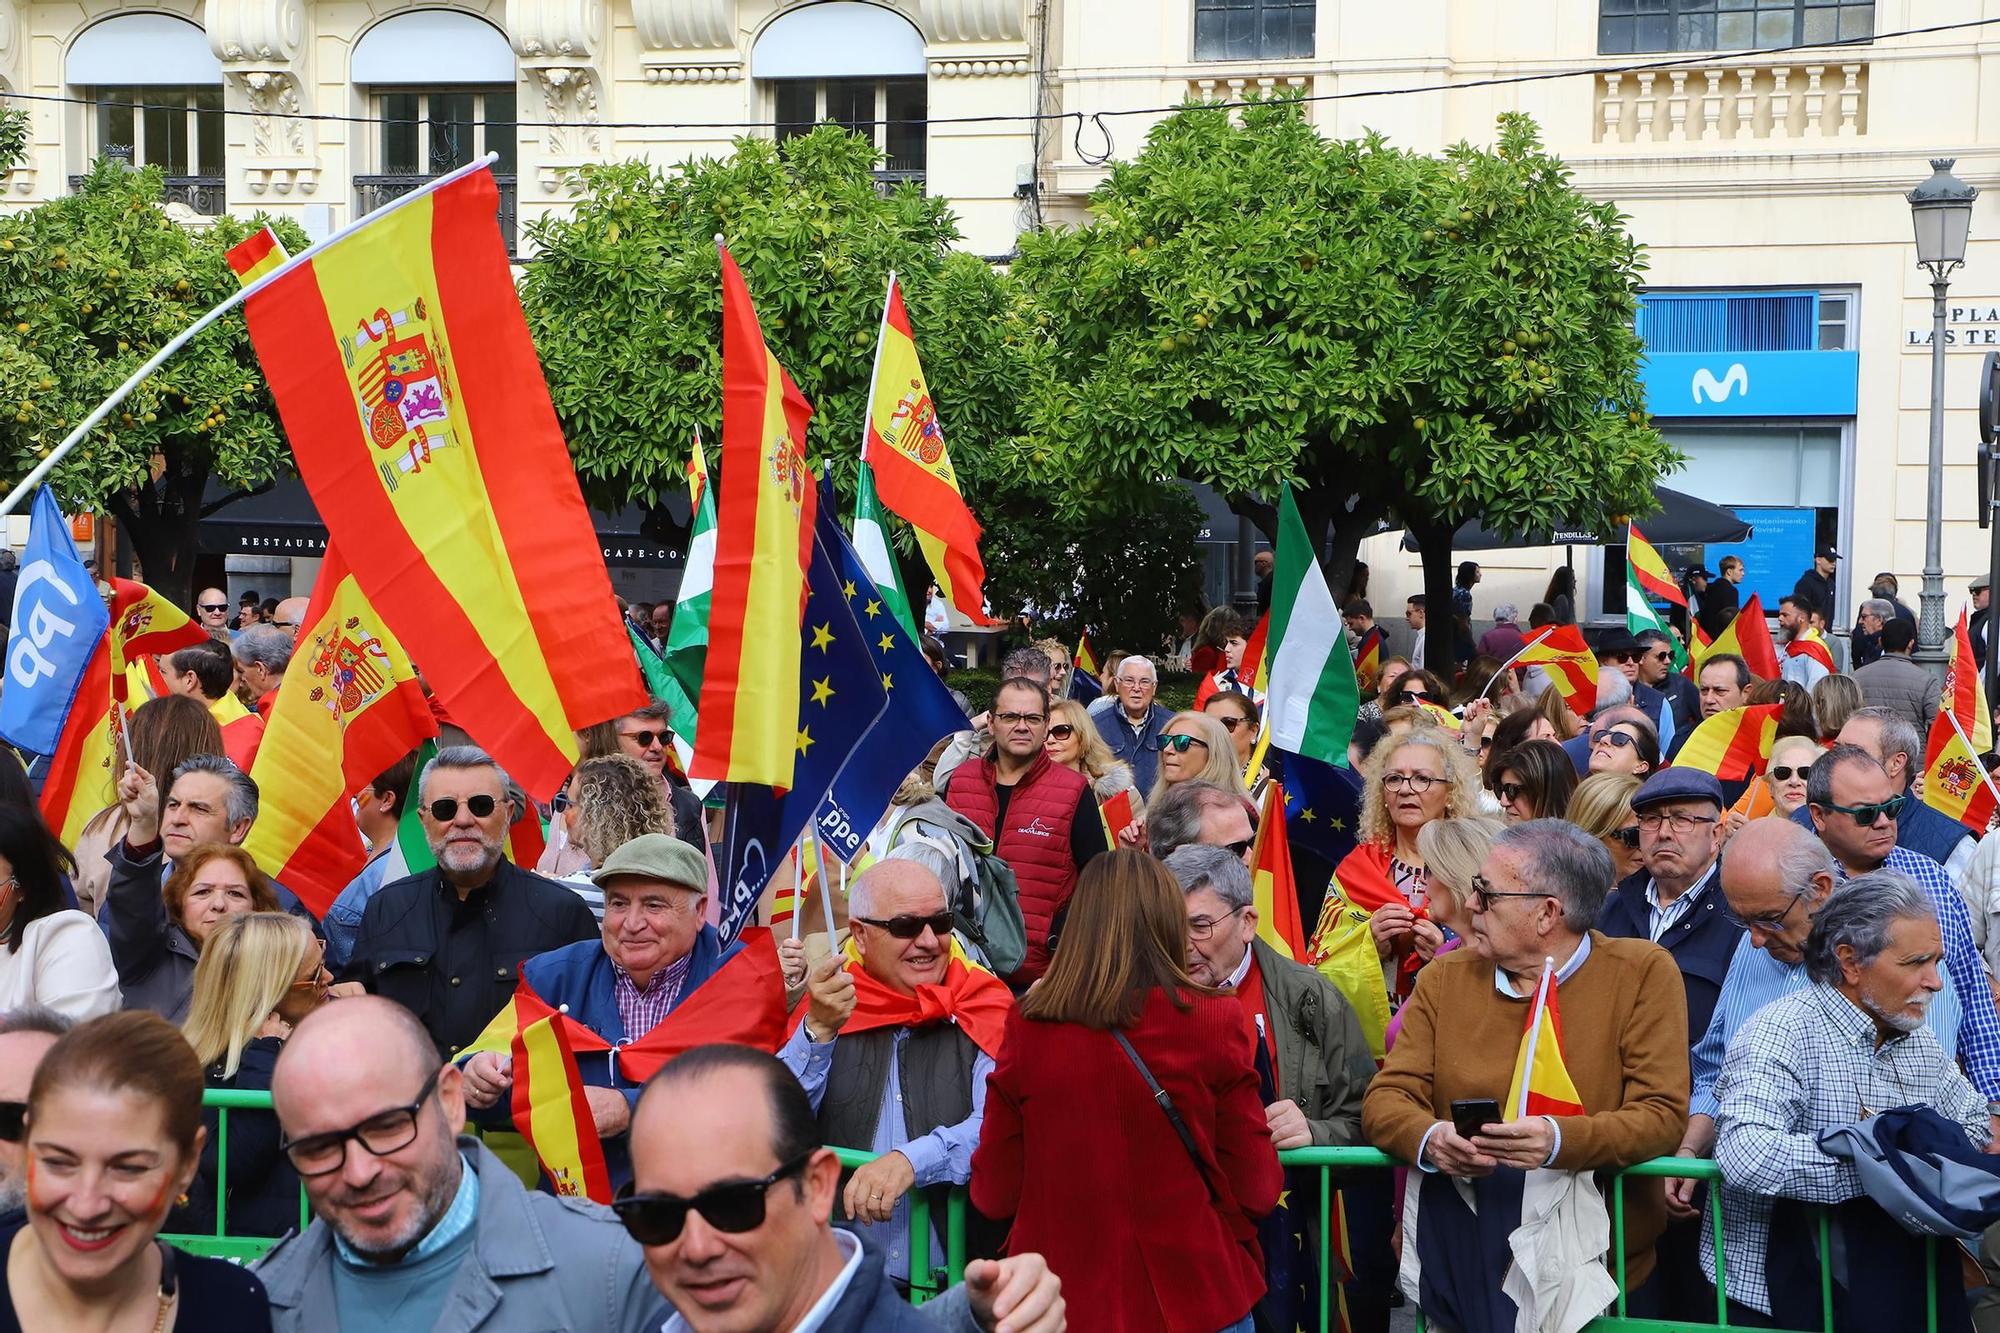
162;1095;1947;1332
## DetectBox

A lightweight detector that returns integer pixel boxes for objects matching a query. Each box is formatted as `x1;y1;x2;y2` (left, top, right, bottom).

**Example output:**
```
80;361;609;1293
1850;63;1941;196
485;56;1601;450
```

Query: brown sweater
1362;930;1691;1288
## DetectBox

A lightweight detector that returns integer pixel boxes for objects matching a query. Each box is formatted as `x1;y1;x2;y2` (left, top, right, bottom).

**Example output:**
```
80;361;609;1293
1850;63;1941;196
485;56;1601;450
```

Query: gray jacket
1854;653;1942;734
253;1137;994;1333
102;839;198;1022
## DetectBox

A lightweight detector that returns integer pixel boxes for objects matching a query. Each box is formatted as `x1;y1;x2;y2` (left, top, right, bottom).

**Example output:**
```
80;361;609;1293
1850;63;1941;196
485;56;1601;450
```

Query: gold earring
176;1192;189;1207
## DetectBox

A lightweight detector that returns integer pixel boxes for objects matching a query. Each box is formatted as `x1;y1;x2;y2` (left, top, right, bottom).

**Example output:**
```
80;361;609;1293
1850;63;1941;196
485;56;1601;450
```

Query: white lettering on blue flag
0;488;109;756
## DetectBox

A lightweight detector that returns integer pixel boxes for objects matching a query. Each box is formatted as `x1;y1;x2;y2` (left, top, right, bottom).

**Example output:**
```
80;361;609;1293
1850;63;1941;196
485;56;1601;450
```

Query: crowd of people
6;551;2000;1333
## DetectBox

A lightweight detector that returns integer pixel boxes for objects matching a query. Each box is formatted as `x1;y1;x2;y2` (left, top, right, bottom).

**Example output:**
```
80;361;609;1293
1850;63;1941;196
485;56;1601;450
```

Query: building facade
3;0;1996;627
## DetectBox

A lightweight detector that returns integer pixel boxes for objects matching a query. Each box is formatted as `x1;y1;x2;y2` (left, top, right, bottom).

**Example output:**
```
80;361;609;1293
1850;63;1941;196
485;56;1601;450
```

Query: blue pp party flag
0;489;110;757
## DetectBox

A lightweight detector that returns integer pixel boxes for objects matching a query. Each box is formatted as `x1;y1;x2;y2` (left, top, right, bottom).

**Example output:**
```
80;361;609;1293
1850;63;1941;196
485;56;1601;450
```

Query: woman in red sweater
971;849;1281;1332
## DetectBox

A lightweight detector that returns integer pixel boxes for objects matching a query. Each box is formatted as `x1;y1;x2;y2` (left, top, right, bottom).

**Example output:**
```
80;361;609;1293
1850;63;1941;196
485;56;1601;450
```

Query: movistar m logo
1691;363;1749;404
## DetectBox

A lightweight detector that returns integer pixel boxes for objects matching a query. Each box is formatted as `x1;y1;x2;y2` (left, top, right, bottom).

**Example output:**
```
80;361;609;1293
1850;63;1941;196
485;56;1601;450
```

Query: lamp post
1910;158;1979;672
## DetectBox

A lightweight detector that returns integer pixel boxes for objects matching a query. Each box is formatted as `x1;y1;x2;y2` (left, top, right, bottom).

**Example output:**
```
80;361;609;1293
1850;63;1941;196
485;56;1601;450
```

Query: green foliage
0;107;28;179
1010;102;1678;577
0;161;309;599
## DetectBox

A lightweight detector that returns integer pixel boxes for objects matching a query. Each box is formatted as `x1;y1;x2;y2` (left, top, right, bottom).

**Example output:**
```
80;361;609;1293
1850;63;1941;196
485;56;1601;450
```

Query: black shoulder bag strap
1111;1028;1219;1203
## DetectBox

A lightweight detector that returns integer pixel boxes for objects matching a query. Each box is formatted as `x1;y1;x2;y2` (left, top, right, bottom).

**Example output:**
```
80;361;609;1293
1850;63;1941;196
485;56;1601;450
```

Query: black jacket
1697;577;1740;641
342;858;598;1058
1792;568;1836;621
171;1037;299;1240
1597;864;1743;1044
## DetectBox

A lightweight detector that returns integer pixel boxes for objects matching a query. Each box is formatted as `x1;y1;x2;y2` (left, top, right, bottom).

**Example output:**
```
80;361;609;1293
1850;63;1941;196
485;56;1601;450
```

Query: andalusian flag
863;273;992;624
1625;523;1686;668
243;546;438;915
511;1012;613;1203
1923;611;1997;833
106;579;207;704
1672;703;1781;781
656;430;713;777
1698;594;1781;681
851;460;919;643
1506;957;1585;1118
1512;624;1598;718
692;242;817;788
37;642;116;849
1262;484;1358;765
1249;782;1308;959
232;163;643;802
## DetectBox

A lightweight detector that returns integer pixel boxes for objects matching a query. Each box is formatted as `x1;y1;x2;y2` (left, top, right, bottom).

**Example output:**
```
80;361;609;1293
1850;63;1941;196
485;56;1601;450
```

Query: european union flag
0;488;109;757
715;524;888;945
1065;666;1102;706
811;492;966;862
1280;747;1362;868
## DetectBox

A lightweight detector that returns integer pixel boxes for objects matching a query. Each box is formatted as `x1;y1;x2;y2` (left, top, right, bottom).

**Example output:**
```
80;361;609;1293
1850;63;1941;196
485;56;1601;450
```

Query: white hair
1115;655;1157;683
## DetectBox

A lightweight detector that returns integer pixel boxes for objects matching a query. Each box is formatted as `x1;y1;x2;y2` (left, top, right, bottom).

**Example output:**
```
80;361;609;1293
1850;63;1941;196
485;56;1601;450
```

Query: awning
198;478;686;568
1398;485;1753;552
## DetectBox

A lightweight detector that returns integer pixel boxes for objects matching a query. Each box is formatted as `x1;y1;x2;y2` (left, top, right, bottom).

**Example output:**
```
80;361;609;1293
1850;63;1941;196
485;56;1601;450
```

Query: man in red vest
943;677;1107;987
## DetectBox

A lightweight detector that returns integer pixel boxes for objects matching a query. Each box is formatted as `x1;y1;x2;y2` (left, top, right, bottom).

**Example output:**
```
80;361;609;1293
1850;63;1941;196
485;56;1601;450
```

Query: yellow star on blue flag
810;676;834;706
810;622;835;652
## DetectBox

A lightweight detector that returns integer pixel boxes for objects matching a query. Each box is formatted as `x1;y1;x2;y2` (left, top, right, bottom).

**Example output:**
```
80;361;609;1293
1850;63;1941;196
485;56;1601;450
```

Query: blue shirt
322;851;400;973
1689;930;1962;1120
329;1151;479;1331
779;1023;992;1282
1847;846;2000;1099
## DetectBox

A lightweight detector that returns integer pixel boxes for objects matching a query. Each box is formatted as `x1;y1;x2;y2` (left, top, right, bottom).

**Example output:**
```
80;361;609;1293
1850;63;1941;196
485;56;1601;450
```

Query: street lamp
1910;158;1979;670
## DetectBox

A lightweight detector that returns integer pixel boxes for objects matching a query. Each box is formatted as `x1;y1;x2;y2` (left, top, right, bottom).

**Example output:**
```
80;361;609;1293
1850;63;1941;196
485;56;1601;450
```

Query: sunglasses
199;603;229;613
1221;837;1253;859
613;1153;813;1246
1392;690;1429;705
854;910;955;940
428;794;498;822
619;728;668;750
1047;723;1076;740
1212;715;1244;732
1160;734;1209;754
1611;826;1642;849
1592;730;1638;749
1768;765;1808;782
1497;781;1526;803
0;1099;22;1143
1817;794;1906;827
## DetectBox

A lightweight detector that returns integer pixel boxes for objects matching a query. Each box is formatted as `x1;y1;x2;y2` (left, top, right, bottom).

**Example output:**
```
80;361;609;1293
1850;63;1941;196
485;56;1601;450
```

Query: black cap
1815;544;1842;562
1685;566;1716;580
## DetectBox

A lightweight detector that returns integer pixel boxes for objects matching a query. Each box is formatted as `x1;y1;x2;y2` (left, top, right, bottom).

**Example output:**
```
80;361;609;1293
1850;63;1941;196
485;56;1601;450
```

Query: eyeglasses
1187;904;1245;941
994;711;1046;728
1768;766;1808;782
1467;874;1552;913
1725;889;1808;933
198;603;229;613
1160;734;1209;754
0;1099;23;1143
1382;772;1439;793
1611;825;1642;849
428;794;498;822
612;1153;813;1245
854;911;955;940
1816;794;1905;827
1646;650;1673;663
551;791;573;814
1220;838;1253;859
289;963;331;993
280;1068;440;1176
1496;781;1526;803
1114;676;1151;687
1047;723;1076;740
1636;811;1719;834
1592;730;1638;749
619;728;668;750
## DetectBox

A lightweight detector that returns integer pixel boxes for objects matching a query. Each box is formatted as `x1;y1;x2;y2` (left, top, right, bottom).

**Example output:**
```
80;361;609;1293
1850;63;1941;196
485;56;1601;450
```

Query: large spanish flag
233;165;642;802
1514;624;1598;717
242;546;438;915
106;579;209;704
864;274;992;624
38;640;117;848
692;243;817;787
511;1012;613;1203
1672;703;1781;781
1699;594;1782;681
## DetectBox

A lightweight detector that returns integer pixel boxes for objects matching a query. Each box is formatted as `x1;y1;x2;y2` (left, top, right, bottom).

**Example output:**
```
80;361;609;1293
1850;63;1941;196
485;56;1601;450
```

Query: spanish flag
1352;625;1384;691
1506;957;1585;1119
1684;618;1713;680
38;641;116;848
511;1011;613;1203
1250;782;1308;960
692;242;817;788
1513;624;1597;717
224;225;288;285
1786;624;1837;675
233;164;643;803
1923;611;1996;834
863;274;992;624
1698;594;1781;681
107;579;208;704
1671;703;1782;781
242;546;438;915
1075;632;1099;678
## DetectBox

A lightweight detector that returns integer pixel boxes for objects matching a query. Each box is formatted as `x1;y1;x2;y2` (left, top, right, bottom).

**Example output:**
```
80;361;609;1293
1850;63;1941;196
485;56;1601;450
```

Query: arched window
352;11;517;248
753;2;926;183
67;13;224;210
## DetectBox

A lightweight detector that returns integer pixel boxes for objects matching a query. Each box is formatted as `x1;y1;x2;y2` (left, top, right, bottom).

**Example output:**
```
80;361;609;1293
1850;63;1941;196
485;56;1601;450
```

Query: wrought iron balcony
68;174;226;216
355;173;518;257
873;168;926;196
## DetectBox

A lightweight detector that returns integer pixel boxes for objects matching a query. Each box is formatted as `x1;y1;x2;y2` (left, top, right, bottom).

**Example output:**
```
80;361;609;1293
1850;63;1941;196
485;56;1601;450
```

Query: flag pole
857;271;895;470
115;698;135;767
1943;706;2000;817
1515;956;1555;1120
0;153;501;520
788;839;802;941
1481;624;1552;701
816;829;840;945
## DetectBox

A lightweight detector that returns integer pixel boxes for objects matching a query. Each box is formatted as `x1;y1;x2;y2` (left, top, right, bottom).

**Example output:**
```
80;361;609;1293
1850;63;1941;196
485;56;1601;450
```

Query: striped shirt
614;952;692;1041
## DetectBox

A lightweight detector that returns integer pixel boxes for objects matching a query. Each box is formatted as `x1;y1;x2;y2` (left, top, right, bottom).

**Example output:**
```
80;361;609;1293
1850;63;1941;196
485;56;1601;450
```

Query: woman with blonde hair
175;911;326;1238
1384;816;1505;1047
1045;698;1145;846
1811;672;1865;742
1568;771;1645;882
1149;710;1246;808
541;754;674;918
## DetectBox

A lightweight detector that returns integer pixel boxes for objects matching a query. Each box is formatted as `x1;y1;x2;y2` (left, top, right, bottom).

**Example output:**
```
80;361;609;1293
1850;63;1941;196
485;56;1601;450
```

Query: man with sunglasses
194;585;233;640
257;995;669;1333
0;1006;69;1219
1828;708;1975;885
1807;744;2000;1107
1597;769;1742;1045
609;701;708;854
627;1044;1065;1333
1633;629;1699;735
342;746;598;1060
777;860;1011;1285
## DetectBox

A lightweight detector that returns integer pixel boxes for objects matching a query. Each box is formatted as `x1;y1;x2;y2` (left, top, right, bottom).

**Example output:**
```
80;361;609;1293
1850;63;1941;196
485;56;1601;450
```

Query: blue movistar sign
1639;349;1858;418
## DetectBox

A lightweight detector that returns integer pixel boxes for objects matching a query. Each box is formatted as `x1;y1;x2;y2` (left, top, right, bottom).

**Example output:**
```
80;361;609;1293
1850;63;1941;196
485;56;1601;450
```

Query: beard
0;1170;21;1215
334;1149;465;1264
1862;988;1932;1035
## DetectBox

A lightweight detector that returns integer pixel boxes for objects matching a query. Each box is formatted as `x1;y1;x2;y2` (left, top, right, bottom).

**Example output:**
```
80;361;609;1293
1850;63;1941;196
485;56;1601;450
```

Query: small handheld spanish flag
510;1011;613;1204
1506;956;1585;1120
1513;625;1598;719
